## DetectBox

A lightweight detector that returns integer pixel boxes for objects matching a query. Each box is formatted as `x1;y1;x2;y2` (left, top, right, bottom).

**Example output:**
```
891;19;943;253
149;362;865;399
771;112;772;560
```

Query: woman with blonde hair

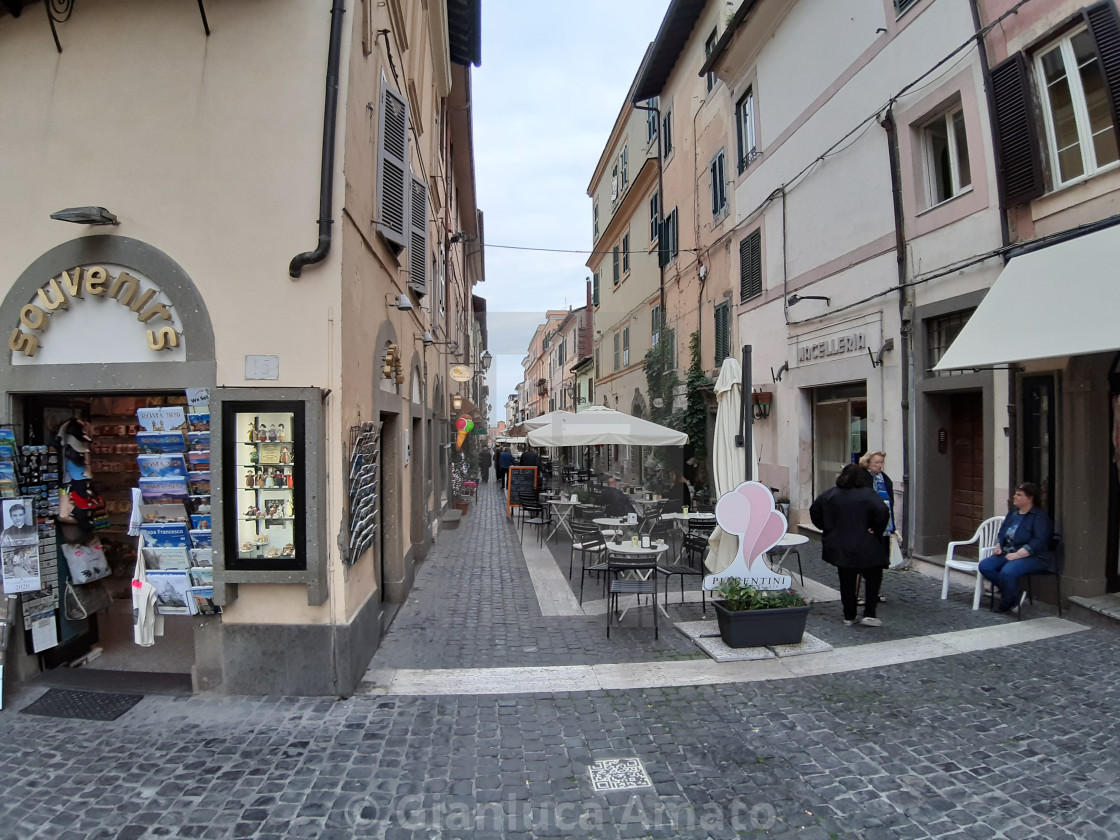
859;450;898;602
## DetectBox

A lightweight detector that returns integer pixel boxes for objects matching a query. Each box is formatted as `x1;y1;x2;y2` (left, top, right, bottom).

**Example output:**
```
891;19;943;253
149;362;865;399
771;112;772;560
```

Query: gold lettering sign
8;265;182;358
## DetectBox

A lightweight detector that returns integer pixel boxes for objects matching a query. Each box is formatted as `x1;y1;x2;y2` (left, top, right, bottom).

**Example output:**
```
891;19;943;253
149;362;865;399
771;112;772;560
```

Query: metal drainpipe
881;106;914;557
289;0;346;278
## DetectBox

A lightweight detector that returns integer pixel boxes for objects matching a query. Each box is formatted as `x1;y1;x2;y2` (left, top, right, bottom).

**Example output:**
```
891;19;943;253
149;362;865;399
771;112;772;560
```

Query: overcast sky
473;0;671;424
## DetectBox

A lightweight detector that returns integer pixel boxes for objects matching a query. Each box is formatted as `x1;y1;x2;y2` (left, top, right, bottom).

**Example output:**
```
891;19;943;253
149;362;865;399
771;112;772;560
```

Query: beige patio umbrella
706;357;759;573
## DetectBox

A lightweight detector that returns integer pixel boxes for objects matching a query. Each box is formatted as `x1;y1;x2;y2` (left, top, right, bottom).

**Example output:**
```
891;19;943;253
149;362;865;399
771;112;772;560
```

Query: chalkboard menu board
506;466;538;515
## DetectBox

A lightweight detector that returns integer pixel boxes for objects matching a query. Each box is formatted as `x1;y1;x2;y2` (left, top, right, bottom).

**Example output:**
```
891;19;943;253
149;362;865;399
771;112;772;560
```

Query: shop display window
222;402;305;571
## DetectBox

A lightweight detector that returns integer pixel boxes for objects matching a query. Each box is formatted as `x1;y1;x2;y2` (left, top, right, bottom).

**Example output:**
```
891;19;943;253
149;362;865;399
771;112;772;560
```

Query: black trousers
838;567;882;620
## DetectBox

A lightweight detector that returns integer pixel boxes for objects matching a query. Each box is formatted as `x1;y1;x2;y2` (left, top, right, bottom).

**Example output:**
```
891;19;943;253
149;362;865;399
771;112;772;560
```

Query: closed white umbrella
526;406;688;447
706;357;758;573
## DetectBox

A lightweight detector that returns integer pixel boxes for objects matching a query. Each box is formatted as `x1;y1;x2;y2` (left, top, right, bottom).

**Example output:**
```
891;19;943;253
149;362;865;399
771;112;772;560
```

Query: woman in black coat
809;464;890;627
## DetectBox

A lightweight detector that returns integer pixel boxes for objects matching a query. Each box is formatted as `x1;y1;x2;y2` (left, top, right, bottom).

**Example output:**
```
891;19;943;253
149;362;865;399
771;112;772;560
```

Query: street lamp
451;393;463;412
479;349;493;372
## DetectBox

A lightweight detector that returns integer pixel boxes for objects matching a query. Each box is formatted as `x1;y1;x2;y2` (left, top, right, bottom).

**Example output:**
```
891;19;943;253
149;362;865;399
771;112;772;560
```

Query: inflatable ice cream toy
455;415;473;450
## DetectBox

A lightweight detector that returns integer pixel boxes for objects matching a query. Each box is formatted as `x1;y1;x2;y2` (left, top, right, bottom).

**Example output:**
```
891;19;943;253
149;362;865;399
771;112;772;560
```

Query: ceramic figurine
268;424;277;442
245;470;254;489
278;424;286;442
247;422;256;442
258;423;268;442
280;446;291;464
249;448;259;464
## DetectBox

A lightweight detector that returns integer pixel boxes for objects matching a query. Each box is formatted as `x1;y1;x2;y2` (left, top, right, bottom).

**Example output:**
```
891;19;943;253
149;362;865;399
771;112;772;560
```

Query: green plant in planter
715;577;808;610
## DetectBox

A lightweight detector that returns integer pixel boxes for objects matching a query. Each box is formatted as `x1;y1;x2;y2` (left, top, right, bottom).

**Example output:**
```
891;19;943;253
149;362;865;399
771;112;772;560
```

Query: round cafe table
768;532;808;585
545;499;580;541
592;516;626;538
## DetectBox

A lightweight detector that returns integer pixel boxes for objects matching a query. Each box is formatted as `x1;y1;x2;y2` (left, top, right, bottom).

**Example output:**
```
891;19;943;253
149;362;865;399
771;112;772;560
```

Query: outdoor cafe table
545;498;581;541
660;512;717;533
768;532;808;585
592;516;626;538
603;539;670;619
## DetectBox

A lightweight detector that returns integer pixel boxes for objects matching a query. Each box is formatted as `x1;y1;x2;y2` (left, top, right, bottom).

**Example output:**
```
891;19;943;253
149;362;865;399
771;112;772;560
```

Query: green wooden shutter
1086;1;1120;143
739;229;761;302
592;272;600;306
714;303;729;366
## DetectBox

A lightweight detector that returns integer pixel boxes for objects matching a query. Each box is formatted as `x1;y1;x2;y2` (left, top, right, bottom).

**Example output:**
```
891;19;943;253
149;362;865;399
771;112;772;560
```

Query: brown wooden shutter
408;176;428;296
1086;1;1120;145
990;53;1045;205
377;82;409;247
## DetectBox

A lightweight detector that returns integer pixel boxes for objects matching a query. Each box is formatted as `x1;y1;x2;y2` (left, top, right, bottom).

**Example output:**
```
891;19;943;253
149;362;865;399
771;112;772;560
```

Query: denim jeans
978;553;1048;610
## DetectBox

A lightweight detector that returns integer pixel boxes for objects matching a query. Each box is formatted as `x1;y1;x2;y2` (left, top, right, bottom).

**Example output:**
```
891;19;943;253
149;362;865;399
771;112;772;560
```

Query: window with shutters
894;0;919;14
646;98;659;143
1035;24;1120;186
714;303;731;367
736;88;757;174
408;176;428;295
992;4;1120;202
376;79;409;249
595;348;600;378
620;147;629;193
651;305;661;346
613;333;620;370
664;208;679;262
649;192;659;243
663;109;674;158
923;105;972;205
612;246;620;285
705;29;718;92
611;165;619;203
592;272;600;307
593;201;599;242
711;149;727;216
622;327;630;366
739;229;762;302
622;232;630;274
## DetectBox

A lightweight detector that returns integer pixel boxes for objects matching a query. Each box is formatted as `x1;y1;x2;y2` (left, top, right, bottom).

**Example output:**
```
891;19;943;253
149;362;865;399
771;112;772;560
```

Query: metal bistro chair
569;521;607;580
605;554;659;639
942;516;1004;610
517;491;548;547
657;535;706;615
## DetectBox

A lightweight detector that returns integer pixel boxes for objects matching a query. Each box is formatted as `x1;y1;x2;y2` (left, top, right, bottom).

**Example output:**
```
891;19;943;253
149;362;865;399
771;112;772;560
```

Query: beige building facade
0;0;484;695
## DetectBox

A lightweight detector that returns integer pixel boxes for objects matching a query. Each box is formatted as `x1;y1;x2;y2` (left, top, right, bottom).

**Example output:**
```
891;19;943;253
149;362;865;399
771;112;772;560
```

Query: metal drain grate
589;758;653;791
21;689;143;721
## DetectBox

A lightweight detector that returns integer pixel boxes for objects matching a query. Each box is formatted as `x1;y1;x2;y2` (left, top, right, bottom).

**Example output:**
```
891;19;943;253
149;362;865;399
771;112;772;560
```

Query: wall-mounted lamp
868;337;895;368
752;390;773;420
50;206;119;226
451;393;464;412
787;294;830;307
418;332;459;355
448;232;477;244
479;349;493;372
391;293;413;312
771;361;789;383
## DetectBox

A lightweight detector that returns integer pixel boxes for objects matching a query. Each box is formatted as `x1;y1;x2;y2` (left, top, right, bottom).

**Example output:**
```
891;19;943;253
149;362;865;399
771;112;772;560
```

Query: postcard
190;514;212;530
142;546;190;570
187;450;210;470
189;566;213;587
188;586;221;615
136;431;186;454
139;503;189;524
186;413;210;432
188;529;212;549
189;548;213;568
139;476;189;503
140;521;189;548
187;471;210;495
146;570;195;615
137;453;188;478
136;406;186;433
187;432;210;452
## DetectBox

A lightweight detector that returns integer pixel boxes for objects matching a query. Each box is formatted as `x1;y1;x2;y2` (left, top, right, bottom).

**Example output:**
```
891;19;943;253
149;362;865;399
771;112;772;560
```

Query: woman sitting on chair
978;482;1053;613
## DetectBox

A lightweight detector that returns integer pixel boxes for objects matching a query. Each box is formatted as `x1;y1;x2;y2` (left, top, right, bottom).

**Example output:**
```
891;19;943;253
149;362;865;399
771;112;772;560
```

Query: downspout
968;0;1017;492
880;106;913;558
289;0;346;278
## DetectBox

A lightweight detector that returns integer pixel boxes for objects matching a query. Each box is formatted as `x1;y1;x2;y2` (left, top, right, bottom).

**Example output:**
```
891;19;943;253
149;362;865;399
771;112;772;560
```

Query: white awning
934;223;1120;371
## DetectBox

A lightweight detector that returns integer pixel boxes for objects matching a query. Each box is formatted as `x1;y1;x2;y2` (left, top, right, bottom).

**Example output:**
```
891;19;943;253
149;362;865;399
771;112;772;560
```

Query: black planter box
713;601;811;648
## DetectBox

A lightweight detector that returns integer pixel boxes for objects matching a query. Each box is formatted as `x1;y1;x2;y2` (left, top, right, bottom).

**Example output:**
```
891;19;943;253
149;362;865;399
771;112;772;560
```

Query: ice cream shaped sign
455;415;473;450
703;481;792;592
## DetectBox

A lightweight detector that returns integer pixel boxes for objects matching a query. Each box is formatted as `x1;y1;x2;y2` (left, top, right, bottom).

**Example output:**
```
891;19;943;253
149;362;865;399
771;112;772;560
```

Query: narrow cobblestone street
2;486;1118;839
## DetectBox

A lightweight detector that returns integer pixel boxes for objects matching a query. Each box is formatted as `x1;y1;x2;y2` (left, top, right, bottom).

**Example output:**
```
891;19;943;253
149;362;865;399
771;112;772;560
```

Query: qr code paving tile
588;757;654;791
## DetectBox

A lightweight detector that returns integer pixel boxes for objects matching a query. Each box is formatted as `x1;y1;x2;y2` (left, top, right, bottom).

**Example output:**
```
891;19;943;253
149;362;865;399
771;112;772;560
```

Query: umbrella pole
742;344;753;483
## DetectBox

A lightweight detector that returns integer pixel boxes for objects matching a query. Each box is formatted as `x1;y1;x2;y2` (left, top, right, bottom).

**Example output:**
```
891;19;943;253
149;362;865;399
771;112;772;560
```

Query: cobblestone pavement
3;628;1119;839
2;484;1113;840
370;484;1039;671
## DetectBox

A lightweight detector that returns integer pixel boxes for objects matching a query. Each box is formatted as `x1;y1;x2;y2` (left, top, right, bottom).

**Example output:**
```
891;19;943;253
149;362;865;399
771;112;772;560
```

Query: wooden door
949;392;984;542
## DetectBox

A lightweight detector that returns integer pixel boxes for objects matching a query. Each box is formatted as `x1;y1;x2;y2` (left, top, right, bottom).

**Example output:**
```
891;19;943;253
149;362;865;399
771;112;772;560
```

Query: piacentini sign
8;265;181;358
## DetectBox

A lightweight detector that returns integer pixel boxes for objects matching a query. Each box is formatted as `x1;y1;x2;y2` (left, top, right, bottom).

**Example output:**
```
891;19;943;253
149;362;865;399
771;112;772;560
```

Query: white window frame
646;98;659;144
662;109;674;159
620;146;629;193
736;88;757;173
651;304;661;347
622;327;630;367
649;192;659;243
923;105;972;206
705;29;718;92
622;232;630;274
1035;25;1120;188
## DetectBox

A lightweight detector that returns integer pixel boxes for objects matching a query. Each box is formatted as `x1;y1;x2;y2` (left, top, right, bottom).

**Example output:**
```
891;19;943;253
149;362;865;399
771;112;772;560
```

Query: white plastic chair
942;516;1004;609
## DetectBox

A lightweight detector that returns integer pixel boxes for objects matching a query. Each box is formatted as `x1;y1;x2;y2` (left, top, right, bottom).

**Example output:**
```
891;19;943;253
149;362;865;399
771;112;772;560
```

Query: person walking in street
978;482;1053;613
859;449;898;603
518;446;540;486
497;446;515;489
477;447;492;483
810;463;890;627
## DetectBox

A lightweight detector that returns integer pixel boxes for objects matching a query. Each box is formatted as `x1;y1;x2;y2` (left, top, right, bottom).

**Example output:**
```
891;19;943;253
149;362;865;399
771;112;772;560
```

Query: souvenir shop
0;235;328;696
